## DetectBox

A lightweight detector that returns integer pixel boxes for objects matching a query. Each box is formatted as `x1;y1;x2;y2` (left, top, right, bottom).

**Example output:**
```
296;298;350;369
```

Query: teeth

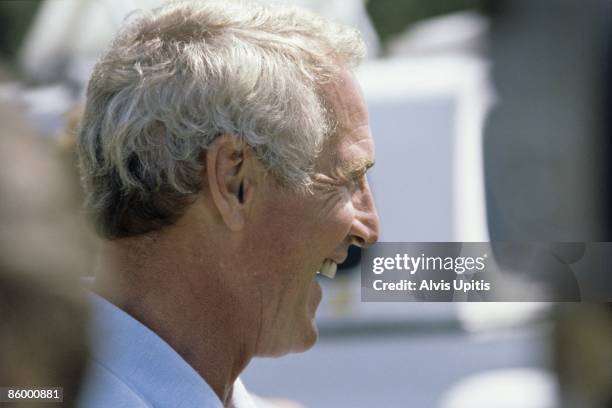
318;259;337;279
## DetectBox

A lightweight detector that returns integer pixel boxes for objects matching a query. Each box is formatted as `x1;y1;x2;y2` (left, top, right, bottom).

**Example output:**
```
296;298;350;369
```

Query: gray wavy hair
77;0;365;239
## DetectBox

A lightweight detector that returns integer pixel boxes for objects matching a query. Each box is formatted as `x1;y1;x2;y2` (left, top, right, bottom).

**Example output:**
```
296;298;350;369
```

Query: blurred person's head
77;0;379;365
0;101;89;405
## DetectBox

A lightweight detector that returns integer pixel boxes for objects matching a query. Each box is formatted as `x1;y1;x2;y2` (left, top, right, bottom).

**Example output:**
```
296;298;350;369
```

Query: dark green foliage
366;0;481;49
0;0;43;61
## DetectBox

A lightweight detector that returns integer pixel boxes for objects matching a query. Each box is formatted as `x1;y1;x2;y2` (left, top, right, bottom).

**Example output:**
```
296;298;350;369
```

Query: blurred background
1;0;612;407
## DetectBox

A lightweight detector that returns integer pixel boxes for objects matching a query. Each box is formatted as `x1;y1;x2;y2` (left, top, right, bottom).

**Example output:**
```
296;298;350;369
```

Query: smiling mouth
317;259;337;279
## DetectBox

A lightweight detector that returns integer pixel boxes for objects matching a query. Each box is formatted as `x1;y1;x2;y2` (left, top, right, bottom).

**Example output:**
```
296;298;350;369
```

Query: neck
94;227;256;405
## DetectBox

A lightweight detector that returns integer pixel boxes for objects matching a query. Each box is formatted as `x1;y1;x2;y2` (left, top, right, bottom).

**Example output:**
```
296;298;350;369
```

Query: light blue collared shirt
78;293;256;408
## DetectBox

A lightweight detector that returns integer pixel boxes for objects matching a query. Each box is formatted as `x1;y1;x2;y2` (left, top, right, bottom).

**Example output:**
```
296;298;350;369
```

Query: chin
290;279;323;352
290;321;319;353
261;281;322;356
263;319;319;357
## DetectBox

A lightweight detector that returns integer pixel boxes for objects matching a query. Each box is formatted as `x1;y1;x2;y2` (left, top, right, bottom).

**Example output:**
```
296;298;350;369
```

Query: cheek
289;201;352;258
254;187;355;263
319;195;355;242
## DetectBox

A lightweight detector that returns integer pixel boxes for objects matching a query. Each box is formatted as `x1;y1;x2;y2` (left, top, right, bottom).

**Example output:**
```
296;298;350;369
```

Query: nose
350;180;380;247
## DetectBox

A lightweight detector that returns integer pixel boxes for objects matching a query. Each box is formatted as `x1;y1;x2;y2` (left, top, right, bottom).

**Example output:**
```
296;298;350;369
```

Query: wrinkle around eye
311;174;352;205
312;173;345;187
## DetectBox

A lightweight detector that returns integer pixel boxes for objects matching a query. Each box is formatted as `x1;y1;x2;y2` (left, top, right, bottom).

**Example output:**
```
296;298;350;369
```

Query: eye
348;171;367;190
311;173;344;194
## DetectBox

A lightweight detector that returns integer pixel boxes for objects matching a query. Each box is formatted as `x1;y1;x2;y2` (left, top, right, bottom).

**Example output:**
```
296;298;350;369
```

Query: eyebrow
338;158;375;180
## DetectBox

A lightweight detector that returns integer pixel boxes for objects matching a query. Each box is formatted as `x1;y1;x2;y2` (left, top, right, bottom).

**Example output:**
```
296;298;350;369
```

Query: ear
204;135;255;231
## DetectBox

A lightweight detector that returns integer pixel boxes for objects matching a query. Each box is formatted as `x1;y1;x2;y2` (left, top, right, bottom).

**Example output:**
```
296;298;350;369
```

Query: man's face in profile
245;69;380;356
74;2;374;404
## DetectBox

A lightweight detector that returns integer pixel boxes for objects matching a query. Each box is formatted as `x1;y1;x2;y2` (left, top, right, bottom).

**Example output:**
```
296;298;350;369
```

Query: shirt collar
88;292;223;408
